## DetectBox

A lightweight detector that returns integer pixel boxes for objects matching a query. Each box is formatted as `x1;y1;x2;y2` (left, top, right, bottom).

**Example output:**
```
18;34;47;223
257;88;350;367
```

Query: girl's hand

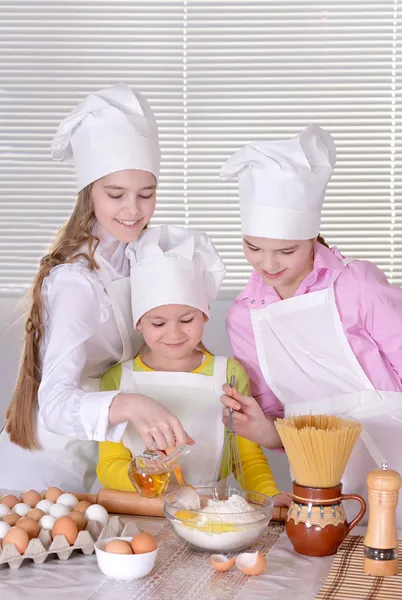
220;383;282;448
110;393;195;450
272;491;292;507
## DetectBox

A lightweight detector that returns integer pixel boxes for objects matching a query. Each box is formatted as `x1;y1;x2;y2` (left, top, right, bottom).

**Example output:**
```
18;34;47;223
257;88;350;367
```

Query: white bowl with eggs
94;536;158;580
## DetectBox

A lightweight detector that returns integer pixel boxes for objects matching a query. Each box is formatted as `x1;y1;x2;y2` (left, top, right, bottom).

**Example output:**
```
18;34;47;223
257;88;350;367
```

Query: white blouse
37;226;130;442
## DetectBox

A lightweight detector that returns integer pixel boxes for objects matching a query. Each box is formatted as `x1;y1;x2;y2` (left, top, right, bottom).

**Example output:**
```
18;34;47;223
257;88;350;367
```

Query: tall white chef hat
51;83;161;192
220;124;336;240
126;225;226;326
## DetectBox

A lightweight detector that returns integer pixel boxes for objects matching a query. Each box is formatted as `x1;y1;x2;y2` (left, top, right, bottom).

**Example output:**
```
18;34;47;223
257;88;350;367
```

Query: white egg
35;499;54;514
0;521;11;539
56;493;78;509
85;504;109;527
49;503;70;518
0;505;11;518
12;503;31;517
39;515;56;531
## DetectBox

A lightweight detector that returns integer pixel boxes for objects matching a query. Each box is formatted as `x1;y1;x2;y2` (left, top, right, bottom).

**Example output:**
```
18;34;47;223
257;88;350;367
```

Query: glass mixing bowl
164;486;274;552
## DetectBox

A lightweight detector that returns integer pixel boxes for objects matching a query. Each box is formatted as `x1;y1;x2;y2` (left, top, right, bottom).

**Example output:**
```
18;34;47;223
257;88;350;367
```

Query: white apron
250;261;402;526
119;356;227;486
0;252;138;493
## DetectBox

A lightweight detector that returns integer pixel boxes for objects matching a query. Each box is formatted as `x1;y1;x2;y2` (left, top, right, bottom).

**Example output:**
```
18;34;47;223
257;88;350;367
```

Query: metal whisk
213;367;245;496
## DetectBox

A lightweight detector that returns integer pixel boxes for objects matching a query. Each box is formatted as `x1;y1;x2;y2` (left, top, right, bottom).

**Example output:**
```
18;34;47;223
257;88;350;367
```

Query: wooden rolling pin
73;490;164;516
73;489;289;521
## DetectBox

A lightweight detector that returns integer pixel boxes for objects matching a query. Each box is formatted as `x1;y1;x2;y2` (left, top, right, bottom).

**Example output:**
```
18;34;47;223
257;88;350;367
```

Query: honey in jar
128;446;191;498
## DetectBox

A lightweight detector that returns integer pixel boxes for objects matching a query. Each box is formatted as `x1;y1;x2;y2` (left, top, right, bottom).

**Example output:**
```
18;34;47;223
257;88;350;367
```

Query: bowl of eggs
94;532;158;580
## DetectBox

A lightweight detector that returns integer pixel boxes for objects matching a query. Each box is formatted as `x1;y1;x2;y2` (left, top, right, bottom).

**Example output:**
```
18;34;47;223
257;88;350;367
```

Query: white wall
0;297;291;492
0;298;24;427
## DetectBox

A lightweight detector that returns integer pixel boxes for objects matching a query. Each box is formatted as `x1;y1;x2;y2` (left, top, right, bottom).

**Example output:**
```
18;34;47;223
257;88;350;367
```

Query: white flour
172;494;267;551
171;520;266;552
200;494;261;524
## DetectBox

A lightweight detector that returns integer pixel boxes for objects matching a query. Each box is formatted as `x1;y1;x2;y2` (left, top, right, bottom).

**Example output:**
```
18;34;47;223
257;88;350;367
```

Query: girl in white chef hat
219;124;402;525
0;83;191;493
97;224;283;500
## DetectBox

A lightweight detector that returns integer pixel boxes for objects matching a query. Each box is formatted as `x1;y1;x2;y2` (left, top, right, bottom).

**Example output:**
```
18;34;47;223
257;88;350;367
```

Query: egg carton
0;515;139;570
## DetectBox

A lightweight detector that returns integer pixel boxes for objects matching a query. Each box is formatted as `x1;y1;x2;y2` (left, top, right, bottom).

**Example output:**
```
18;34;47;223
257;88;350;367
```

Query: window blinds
0;0;400;295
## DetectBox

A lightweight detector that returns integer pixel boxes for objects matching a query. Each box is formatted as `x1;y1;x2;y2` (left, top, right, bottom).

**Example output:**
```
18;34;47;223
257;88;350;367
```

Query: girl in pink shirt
220;125;402;525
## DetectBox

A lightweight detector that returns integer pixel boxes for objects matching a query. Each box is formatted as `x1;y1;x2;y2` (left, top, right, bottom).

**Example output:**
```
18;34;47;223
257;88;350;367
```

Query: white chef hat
51;83;161;192
126;225;226;326
220;124;336;240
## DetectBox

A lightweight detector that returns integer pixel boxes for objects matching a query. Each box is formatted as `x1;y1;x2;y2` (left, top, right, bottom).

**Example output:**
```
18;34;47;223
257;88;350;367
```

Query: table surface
2;514;381;600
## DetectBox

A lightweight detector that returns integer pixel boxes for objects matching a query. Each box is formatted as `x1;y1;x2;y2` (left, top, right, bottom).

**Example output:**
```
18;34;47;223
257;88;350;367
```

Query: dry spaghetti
275;415;362;488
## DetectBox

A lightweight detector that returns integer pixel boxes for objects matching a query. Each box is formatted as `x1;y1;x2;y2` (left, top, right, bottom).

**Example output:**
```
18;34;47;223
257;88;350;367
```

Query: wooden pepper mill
364;463;401;577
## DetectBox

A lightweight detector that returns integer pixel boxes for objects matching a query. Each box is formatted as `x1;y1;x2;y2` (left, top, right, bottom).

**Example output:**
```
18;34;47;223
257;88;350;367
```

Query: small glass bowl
164;486;274;552
128;445;192;498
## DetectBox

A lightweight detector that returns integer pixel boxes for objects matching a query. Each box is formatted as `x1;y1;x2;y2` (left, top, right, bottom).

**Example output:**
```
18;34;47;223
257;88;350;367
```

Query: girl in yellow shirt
97;225;284;501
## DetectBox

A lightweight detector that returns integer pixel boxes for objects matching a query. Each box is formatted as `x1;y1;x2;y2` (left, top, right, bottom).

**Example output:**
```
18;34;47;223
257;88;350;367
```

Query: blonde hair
6;184;100;450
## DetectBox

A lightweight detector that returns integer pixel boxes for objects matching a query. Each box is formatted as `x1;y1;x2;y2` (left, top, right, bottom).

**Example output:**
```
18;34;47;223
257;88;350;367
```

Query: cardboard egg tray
0;515;139;570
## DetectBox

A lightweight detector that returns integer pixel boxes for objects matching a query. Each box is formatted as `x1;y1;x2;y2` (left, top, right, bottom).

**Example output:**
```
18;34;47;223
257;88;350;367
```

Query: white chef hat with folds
126;225;226;326
51;83;161;192
220;124;336;240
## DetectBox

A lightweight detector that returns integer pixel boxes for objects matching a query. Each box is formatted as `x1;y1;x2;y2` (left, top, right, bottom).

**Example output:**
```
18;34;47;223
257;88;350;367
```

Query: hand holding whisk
213;367;245;496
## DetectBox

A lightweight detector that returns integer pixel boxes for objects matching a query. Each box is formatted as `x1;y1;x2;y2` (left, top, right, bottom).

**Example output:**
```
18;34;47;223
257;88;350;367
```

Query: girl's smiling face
137;305;206;361
242;236;314;294
91;169;157;243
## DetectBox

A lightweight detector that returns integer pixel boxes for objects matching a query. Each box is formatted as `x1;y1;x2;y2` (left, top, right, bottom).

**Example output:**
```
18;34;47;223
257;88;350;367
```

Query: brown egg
235;551;267;576
2;526;30;554
16;517;39;540
21;490;42;508
27;508;45;522
210;554;236;571
3;514;20;526
0;494;19;510
44;487;63;503
68;511;87;531
130;532;157;554
52;516;78;545
74;500;92;514
105;539;133;554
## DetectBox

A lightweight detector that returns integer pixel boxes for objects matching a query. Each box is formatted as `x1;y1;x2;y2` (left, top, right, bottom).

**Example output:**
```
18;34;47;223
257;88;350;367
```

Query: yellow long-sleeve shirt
97;353;280;497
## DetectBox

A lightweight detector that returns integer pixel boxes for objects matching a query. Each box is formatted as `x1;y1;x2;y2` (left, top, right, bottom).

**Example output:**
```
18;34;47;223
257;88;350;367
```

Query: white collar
93;223;129;277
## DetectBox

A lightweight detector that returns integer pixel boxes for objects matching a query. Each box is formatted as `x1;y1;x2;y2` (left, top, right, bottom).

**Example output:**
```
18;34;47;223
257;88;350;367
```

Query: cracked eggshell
235;551;267;576
210;554;236;571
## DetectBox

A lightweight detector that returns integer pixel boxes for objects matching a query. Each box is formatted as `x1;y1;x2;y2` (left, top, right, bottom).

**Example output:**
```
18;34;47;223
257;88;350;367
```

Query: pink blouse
227;242;402;419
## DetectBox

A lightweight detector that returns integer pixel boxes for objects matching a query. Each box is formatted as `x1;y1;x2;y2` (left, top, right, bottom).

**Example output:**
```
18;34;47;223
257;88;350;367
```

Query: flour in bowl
171;494;268;551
